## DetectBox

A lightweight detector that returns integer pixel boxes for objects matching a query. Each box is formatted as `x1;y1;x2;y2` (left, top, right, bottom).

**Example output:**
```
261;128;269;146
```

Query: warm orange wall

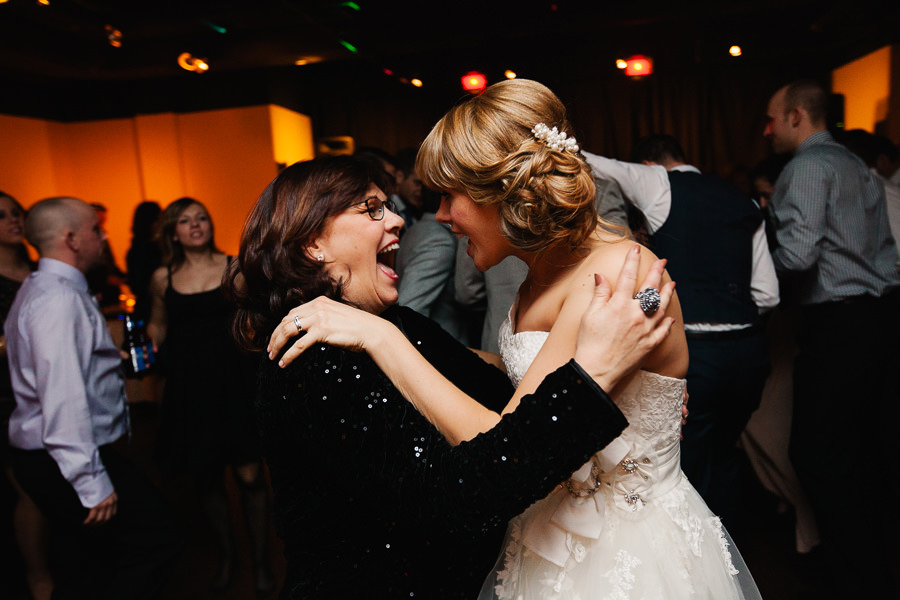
0;105;311;268
0;114;59;202
134;113;187;202
832;46;892;132
269;105;315;167
47;118;146;264
174;106;279;256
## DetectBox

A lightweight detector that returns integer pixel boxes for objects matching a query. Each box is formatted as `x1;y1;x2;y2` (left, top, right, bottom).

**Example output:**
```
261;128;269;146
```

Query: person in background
391;147;424;229
871;134;900;186
86;202;127;315
396;187;470;344
838;129;900;273
7;196;181;599
147;197;273;595
125;201;163;324
749;154;790;212
0;192;50;600
585;135;779;527
764;79;900;597
741;156;821;557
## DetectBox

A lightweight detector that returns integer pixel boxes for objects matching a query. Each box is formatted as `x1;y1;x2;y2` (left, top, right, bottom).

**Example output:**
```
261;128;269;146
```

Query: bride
271;79;760;599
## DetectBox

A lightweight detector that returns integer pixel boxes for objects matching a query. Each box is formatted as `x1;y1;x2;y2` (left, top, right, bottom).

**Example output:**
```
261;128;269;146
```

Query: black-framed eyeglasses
356;196;396;221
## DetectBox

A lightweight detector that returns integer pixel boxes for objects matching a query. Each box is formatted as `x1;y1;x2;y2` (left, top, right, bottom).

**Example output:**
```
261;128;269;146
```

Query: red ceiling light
461;71;487;92
624;55;653;77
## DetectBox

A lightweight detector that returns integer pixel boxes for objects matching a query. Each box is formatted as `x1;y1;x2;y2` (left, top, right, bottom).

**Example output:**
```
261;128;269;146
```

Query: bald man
6;197;181;599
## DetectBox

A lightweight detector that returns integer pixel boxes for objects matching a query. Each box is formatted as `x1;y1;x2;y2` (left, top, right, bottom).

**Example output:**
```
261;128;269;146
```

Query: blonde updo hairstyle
417;79;601;254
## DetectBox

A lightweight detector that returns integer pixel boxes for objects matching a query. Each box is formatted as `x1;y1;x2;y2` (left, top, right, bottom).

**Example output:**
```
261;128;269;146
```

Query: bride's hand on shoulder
267;297;395;367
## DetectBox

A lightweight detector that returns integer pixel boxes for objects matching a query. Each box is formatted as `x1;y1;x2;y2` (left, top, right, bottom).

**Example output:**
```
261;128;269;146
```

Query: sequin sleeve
385;305;513;413
407;359;629;533
255;342;627;596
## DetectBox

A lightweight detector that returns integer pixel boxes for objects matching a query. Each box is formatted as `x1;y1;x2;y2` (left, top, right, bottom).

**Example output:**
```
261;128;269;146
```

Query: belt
684;324;762;341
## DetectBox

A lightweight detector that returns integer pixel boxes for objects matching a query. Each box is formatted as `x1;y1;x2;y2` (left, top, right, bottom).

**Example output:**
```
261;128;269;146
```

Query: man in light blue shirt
7;197;180;599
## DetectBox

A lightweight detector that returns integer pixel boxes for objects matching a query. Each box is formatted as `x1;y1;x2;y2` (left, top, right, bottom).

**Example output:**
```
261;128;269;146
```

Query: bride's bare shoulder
578;237;661;290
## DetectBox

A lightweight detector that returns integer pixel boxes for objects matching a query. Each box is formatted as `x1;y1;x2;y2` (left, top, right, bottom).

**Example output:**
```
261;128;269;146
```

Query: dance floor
2;400;895;599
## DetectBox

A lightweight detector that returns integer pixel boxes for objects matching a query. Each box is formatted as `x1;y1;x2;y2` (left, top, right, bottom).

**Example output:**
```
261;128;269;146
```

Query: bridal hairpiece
531;123;580;153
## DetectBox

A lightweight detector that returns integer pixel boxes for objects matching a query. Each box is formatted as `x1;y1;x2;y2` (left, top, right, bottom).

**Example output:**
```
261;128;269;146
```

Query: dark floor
2;400;896;600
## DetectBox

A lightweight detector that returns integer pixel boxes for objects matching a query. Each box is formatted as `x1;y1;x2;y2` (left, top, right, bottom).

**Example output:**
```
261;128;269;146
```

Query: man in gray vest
585;136;779;528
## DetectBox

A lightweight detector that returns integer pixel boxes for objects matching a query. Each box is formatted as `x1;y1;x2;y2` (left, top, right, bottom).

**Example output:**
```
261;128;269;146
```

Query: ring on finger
293;315;303;333
633;287;661;315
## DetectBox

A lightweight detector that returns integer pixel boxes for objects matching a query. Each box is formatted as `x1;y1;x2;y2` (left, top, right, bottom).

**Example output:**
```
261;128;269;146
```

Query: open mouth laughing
377;240;400;280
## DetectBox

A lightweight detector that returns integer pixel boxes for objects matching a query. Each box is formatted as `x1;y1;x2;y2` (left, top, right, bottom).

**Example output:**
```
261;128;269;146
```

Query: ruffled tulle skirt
479;474;762;600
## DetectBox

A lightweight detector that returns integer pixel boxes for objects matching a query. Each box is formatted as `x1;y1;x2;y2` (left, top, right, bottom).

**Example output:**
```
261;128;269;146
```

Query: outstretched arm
268;247;675;445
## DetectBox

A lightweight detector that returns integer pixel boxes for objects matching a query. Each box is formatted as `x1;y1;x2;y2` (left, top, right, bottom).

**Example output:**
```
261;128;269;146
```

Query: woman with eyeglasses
264;80;761;600
223;154;677;599
147;197;273;595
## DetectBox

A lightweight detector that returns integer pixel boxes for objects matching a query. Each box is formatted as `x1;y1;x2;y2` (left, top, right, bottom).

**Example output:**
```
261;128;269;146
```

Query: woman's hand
573;245;676;392
267;297;394;367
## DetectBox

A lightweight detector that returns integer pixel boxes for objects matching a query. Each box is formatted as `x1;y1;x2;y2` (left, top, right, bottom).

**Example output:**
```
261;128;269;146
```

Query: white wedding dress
478;314;762;600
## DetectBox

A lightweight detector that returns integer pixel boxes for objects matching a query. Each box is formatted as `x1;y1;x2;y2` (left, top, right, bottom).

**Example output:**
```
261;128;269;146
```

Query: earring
316;253;324;262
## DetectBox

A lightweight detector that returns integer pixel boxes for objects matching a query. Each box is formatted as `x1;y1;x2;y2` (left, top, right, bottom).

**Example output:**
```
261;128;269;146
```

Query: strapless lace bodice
484;316;756;600
499;316;685;459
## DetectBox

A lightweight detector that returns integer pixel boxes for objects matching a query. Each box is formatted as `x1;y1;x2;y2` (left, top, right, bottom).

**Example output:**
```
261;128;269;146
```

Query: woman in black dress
148;197;273;594
223;156;675;599
0;192;50;600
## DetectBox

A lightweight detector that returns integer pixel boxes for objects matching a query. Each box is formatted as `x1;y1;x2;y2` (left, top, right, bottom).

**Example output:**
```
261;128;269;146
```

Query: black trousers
790;291;900;597
679;330;770;528
10;441;183;600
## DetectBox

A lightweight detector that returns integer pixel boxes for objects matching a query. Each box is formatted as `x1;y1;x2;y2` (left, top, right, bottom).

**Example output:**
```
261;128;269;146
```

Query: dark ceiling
0;0;898;121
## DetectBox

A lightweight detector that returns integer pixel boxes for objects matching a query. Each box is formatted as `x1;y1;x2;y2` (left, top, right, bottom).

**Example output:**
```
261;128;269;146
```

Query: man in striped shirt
764;79;900;597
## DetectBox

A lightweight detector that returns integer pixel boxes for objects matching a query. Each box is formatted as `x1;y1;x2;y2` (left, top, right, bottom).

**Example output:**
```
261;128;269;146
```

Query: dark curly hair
224;156;381;351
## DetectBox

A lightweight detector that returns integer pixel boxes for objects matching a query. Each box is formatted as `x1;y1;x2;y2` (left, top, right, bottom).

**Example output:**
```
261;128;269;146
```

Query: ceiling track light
461;71;487;93
105;25;123;48
622;55;652;77
177;52;209;73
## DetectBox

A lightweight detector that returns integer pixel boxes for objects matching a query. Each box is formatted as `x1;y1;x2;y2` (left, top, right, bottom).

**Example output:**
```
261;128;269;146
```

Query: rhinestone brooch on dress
623;490;643;510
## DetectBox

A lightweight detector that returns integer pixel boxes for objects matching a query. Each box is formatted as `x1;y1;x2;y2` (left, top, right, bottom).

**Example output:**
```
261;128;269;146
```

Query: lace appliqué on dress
494;517;525;600
487;310;758;600
600;549;641;600
712;516;740;576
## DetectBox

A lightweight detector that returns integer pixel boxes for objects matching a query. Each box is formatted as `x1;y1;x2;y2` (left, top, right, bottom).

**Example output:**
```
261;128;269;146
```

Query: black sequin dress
156;268;261;475
0;271;29;404
257;305;628;599
1;268;34;464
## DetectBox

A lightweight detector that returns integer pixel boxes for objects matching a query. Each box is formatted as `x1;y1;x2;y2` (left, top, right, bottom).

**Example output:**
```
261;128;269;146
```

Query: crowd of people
2;76;899;599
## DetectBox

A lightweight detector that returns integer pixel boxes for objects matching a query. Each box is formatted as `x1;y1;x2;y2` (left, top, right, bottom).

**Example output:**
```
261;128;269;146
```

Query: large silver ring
634;288;661;315
293;315;303;333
